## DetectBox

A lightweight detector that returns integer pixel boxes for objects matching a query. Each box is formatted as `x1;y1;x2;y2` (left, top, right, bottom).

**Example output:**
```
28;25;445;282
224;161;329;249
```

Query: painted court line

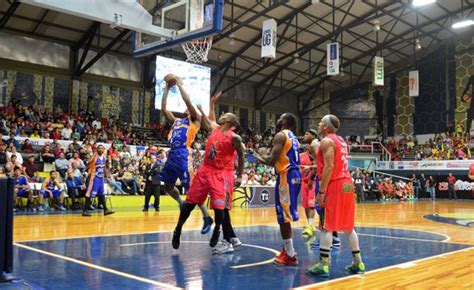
14;243;182;290
295;247;474;289
356;233;450;243
119;240;280;269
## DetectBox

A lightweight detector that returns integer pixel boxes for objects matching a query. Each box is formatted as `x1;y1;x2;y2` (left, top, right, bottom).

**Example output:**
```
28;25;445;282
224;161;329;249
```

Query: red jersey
203;128;235;170
316;133;351;181
300;152;315;183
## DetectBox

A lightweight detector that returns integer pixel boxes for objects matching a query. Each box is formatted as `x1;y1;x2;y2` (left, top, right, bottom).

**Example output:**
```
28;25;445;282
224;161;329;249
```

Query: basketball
164;73;178;87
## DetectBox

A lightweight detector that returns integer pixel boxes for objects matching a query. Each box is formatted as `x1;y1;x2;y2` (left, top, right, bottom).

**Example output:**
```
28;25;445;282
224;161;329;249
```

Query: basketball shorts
16;188;29;198
88;176;105;197
275;169;301;224
301;176;318;208
186;165;233;210
160;148;194;191
319;178;355;231
41;189;64;198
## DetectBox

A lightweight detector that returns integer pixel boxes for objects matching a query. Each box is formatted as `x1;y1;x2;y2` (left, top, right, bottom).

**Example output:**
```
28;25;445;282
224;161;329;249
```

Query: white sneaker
230;237;242;248
212;240;234;254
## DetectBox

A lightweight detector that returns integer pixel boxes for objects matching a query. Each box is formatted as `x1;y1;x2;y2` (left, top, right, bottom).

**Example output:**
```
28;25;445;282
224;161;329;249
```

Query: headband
322;115;337;132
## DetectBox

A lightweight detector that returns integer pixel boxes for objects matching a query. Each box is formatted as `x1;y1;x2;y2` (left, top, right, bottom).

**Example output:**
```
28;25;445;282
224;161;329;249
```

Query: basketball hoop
181;37;213;63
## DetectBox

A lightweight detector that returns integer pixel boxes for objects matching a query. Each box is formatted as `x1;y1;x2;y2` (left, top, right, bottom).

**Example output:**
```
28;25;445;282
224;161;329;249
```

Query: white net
181;37;213;63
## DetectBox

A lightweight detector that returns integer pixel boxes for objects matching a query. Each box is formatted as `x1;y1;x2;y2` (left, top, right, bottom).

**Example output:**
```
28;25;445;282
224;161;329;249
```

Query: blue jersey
89;155;106;179
275;129;300;174
15;175;28;187
168;117;199;149
45;180;56;191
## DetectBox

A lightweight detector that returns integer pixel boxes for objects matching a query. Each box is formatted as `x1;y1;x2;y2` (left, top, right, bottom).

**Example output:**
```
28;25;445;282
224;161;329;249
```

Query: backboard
133;0;224;58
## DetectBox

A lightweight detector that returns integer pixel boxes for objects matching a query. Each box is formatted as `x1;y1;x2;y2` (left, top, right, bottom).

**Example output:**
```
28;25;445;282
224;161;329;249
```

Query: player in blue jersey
161;76;213;234
83;144;114;217
13;166;34;212
40;170;66;211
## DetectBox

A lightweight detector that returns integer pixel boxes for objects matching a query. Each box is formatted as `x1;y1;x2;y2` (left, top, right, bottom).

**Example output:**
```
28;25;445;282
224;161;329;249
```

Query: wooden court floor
12;201;474;289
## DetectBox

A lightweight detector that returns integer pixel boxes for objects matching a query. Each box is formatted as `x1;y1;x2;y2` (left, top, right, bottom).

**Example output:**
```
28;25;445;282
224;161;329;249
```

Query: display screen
154;55;211;114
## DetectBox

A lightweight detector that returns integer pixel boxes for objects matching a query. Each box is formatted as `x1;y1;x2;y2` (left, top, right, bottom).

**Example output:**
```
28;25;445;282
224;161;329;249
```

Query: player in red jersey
307;114;365;277
300;130;318;237
171;103;244;251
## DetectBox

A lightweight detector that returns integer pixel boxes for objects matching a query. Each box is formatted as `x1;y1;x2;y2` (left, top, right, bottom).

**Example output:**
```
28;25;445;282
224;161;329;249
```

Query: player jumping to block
171;107;244;252
161;74;213;234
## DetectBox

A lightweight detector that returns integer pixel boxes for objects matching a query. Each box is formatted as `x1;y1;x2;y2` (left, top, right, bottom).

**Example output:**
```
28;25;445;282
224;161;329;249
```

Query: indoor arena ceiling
0;0;473;105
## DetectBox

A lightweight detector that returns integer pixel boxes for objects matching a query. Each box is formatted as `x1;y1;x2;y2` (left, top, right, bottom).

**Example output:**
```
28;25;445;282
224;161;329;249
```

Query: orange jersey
275;130;300;174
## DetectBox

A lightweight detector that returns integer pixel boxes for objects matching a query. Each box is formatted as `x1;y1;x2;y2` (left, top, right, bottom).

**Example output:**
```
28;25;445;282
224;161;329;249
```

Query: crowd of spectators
3;97;471;212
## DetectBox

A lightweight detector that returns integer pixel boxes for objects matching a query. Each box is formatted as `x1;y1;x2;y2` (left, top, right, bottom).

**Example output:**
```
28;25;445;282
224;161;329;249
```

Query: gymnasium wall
0;31;288;129
304;37;472;137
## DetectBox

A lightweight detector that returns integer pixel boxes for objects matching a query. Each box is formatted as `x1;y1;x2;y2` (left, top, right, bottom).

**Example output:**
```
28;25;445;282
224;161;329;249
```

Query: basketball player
254;113;301;266
13;166;34;211
40;170;66;211
83;144;114;217
300;130;318;237
307;114;365;277
161;76;213;234
203;92;242;254
302;130;341;248
171;109;244;251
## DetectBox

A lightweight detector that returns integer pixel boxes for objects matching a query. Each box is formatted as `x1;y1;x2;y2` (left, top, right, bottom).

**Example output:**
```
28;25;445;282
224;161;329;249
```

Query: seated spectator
54;152;70;178
65;143;76;159
0;146;7;165
71;138;81;152
65;169;86;210
7;146;23;165
23;155;41;182
61;124;73;140
21;139;34;153
6;132;19;150
40;171;66;211
41;144;56;163
30;130;41;139
69;152;85;171
52;127;61;140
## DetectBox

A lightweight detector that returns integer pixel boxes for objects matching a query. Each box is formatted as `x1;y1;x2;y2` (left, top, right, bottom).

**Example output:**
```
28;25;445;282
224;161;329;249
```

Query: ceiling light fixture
412;0;436;7
452;19;474;29
373;19;381;32
293;53;299;64
229;33;236;46
415;38;422;50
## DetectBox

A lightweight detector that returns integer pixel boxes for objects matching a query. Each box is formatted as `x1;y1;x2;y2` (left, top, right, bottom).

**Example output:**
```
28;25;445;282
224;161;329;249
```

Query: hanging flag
409;71;419;97
261;19;277;59
327;42;339;75
373;56;384;86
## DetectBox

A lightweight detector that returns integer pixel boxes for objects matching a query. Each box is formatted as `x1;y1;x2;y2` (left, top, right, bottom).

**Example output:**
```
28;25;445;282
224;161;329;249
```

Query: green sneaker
306;263;330;277
302;225;316;238
345;262;366;274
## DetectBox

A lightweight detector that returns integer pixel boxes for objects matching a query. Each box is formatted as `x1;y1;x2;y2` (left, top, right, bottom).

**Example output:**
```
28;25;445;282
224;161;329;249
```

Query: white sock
283;238;295;257
345;229;363;264
308;218;314;226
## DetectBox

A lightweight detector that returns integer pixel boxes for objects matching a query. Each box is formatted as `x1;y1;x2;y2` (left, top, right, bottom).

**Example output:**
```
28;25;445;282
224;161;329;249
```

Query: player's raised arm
209;91;222;122
161;86;176;124
232;134;244;187
254;132;285;166
176;78;200;123
197;105;218;131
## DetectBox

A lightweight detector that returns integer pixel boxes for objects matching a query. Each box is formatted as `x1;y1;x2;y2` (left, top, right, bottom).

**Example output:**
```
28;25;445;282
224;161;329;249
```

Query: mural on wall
53;78;71;113
10;71;35;106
